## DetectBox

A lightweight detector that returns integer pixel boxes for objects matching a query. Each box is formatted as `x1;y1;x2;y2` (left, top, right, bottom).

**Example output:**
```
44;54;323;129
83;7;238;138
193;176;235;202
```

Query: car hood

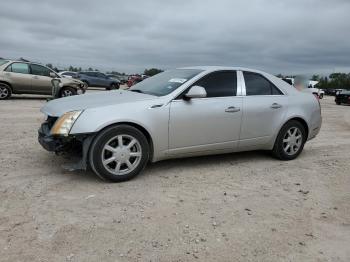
41;90;156;117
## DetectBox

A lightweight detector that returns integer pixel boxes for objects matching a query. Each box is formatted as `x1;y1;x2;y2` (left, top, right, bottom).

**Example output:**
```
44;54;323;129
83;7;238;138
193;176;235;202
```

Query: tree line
45;63;163;77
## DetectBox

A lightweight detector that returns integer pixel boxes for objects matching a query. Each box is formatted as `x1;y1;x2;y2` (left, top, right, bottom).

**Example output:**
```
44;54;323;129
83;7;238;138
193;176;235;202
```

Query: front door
169;71;242;155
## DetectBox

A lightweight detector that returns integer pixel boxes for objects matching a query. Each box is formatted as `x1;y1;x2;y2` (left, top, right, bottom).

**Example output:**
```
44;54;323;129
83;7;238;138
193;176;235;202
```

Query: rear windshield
0;60;9;66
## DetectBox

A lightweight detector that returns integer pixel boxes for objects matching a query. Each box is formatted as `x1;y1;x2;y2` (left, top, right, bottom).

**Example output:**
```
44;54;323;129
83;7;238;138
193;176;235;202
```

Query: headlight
50;110;82;136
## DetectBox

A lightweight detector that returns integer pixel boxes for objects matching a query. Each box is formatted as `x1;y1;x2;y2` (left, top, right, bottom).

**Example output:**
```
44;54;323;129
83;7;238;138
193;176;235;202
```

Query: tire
111;83;119;90
319;94;324;99
89;125;150;182
0;83;12;100
272;120;306;160
336;101;341;105
59;87;77;97
82;81;89;89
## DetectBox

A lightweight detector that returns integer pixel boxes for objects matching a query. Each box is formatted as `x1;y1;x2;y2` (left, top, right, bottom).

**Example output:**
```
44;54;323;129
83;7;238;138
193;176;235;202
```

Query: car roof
179;65;265;73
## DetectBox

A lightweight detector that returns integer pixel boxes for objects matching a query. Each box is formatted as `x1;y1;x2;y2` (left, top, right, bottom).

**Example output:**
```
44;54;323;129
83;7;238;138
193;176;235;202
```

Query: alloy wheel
62;89;73;97
0;86;9;99
101;134;142;175
282;127;303;155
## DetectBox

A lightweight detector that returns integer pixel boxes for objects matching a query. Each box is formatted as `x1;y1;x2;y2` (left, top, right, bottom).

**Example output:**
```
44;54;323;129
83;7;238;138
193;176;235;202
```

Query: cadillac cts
38;67;322;182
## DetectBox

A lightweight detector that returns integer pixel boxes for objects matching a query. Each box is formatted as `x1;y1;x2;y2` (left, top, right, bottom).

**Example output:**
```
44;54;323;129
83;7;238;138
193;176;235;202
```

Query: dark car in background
77;71;120;90
335;90;350;105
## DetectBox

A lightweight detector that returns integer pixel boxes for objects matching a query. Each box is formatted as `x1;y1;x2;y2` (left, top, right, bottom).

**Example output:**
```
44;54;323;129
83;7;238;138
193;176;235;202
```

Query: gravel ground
0;94;349;262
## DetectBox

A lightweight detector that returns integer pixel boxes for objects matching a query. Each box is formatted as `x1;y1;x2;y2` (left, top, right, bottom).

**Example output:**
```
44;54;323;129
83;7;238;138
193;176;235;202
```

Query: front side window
31;64;51;77
130;69;203;96
193;71;237;97
8;63;30;74
244;72;283;96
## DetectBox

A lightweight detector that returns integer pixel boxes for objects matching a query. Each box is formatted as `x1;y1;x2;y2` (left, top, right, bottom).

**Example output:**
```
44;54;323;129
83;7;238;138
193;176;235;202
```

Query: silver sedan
38;66;322;182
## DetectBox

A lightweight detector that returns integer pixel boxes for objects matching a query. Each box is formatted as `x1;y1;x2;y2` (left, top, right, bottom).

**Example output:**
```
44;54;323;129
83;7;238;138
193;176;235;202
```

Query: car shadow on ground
10;95;50;100
60;150;274;183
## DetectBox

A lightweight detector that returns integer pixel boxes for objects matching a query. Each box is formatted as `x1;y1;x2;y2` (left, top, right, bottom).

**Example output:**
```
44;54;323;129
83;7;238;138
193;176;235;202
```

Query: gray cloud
0;0;349;74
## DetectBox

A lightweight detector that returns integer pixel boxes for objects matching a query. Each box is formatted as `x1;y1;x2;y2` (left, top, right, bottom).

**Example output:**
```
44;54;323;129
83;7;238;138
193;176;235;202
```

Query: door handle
270;103;282;109
33;76;39;79
225;106;240;113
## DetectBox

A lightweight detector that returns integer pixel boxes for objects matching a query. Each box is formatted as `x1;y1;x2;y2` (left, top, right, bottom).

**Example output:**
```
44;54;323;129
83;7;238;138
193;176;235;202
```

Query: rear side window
244;72;283;96
7;63;30;74
193;71;237;97
31;64;51;77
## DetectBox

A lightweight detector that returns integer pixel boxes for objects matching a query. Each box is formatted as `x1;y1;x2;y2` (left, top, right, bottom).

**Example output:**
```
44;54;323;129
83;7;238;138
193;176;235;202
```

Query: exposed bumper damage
38;120;94;171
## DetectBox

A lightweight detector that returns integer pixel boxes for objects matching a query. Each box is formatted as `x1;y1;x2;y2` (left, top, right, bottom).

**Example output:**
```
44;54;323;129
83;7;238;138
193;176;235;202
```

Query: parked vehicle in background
58;71;78;79
127;75;143;88
0;59;85;99
38;66;322;182
76;71;120;90
335;90;350;105
106;74;122;83
118;75;128;85
282;76;324;99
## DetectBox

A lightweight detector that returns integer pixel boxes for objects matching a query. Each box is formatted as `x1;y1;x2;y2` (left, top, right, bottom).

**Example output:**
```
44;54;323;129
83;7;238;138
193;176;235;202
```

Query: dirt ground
0;94;349;262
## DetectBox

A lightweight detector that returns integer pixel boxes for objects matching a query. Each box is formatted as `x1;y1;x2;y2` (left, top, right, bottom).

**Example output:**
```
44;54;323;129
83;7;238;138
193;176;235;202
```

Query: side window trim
241;71;284;96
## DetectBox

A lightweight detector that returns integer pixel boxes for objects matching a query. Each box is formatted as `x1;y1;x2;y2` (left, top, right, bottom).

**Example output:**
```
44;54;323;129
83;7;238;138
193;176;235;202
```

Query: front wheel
0;83;12;100
59;87;77;97
272;120;306;160
89;125;150;182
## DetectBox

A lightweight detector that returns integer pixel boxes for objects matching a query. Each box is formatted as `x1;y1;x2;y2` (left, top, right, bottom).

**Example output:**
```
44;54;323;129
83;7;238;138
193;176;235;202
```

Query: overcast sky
0;0;349;74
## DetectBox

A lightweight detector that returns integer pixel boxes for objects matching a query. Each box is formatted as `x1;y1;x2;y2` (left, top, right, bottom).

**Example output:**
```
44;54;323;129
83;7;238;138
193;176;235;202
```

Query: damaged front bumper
38;121;94;170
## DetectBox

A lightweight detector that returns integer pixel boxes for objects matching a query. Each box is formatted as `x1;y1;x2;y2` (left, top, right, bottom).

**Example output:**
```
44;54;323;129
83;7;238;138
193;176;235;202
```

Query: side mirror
49;72;56;78
184;85;207;99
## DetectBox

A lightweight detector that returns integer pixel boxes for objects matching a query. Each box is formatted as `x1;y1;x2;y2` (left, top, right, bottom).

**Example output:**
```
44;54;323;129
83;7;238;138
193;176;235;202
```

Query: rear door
239;71;288;149
4;63;31;93
30;64;55;94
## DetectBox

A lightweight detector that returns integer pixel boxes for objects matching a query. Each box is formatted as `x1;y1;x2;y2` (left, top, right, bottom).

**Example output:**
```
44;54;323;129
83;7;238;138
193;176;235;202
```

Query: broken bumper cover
38;122;70;152
38;122;95;170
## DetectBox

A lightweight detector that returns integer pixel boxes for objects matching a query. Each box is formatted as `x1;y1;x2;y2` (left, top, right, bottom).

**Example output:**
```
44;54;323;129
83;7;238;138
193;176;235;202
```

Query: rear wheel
272;120;306;160
0;83;11;100
89;125;150;182
59;87;77;97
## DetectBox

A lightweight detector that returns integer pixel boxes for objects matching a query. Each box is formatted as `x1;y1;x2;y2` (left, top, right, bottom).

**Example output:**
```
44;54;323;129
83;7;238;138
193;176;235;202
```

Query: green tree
144;68;163;76
311;74;320;81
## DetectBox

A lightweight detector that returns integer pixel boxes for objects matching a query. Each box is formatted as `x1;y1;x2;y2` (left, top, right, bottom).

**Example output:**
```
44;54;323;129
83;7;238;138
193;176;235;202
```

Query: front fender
70;103;170;161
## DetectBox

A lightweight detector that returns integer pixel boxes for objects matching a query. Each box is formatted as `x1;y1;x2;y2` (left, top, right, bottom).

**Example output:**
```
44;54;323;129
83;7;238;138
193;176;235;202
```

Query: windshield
129;69;203;96
0;60;9;66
